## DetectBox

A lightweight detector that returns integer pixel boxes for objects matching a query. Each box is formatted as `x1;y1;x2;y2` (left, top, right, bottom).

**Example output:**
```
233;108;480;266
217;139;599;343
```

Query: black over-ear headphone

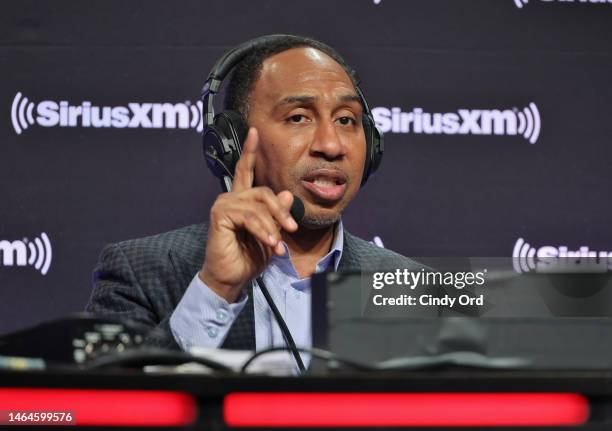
201;34;384;192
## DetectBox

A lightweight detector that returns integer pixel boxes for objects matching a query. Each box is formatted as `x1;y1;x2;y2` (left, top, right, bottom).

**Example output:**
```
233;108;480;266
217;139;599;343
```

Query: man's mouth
301;169;348;202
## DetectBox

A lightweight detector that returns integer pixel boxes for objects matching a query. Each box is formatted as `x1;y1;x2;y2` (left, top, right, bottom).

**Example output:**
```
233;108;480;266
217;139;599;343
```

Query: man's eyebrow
276;95;316;107
274;94;362;108
339;94;361;104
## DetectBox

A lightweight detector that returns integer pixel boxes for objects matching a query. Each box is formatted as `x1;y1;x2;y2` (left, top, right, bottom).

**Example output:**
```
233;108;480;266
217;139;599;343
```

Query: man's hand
199;128;298;302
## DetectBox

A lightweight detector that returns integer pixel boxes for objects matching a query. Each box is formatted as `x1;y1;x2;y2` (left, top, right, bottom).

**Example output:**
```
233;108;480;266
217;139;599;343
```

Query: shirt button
216;309;229;323
206;326;219;338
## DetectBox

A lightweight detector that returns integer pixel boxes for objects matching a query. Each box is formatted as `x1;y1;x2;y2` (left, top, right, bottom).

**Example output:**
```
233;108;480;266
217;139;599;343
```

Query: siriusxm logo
373;103;541;144
11;92;203;135
0;233;52;275
512;237;612;273
515;0;612;8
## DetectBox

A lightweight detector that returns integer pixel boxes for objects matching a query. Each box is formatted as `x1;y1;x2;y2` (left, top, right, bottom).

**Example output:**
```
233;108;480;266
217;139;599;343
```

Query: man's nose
309;119;346;160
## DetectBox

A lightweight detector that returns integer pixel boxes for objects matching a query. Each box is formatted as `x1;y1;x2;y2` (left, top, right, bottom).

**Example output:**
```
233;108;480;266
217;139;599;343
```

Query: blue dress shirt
169;221;344;352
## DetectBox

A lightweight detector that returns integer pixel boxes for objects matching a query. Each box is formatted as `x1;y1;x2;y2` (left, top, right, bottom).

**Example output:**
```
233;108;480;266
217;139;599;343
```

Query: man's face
247;47;367;229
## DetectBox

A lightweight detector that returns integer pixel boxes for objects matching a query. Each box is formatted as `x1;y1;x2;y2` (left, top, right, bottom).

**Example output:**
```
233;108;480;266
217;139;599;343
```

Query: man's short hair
223;35;359;122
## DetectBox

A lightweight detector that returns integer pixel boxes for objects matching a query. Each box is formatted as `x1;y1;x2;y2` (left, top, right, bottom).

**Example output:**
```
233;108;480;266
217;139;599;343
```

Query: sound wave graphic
11;92;36;135
516;103;541;144
512;237;537;273
514;0;529;8
190;100;203;132
27;233;53;275
0;232;52;275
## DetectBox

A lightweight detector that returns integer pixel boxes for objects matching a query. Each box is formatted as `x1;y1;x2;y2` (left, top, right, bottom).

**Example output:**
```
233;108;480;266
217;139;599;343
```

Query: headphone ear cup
205;110;248;177
202;124;230;178
369;121;384;174
361;114;373;186
219;110;249;153
361;114;383;186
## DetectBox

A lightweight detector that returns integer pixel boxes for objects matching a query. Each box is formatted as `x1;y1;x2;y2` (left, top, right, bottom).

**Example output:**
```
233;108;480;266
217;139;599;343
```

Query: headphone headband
204;34;359;90
201;34;361;126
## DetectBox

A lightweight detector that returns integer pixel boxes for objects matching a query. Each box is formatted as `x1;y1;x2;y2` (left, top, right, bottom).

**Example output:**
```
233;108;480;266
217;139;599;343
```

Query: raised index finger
232;127;258;192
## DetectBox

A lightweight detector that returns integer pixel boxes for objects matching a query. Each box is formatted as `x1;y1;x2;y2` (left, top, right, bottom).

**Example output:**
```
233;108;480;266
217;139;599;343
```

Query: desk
1;369;612;430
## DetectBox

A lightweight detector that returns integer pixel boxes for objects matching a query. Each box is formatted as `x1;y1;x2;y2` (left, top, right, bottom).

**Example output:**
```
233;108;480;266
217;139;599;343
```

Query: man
87;35;420;352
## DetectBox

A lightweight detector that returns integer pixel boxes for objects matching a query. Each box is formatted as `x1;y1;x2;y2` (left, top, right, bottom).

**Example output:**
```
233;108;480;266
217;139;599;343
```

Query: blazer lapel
338;230;362;272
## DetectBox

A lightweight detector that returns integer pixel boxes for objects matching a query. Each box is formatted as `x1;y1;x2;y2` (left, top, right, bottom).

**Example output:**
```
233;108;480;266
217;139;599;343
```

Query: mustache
294;164;351;183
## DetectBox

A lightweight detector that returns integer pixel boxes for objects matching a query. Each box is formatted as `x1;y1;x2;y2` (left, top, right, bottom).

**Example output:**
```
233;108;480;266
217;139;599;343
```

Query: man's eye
338;116;356;126
288;114;305;123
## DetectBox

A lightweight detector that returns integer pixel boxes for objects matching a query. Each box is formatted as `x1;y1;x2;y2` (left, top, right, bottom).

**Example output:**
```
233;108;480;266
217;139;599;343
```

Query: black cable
240;346;373;374
256;276;306;373
241;347;530;374
82;346;528;375
208;155;306;373
204;150;235;179
83;348;233;371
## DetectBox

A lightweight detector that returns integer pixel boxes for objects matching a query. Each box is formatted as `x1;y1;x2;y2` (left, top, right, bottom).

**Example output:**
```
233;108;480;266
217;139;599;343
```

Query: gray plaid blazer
86;223;422;350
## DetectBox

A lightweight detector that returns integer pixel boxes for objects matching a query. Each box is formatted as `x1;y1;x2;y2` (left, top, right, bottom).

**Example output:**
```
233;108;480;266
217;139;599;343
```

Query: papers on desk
143;347;297;375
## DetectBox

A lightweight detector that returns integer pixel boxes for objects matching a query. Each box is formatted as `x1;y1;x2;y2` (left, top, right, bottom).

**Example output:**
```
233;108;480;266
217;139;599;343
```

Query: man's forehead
258;47;354;88
254;47;357;106
262;46;346;71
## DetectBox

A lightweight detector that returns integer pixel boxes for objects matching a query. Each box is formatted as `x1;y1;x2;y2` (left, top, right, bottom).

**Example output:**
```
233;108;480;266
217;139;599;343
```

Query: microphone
290;195;305;224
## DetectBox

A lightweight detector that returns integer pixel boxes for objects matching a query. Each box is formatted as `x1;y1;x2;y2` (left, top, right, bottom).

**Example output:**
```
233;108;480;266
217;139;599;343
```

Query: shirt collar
322;219;344;272
273;219;344;274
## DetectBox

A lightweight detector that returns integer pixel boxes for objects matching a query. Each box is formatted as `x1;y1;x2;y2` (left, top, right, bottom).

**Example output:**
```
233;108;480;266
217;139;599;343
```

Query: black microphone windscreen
290;196;305;224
